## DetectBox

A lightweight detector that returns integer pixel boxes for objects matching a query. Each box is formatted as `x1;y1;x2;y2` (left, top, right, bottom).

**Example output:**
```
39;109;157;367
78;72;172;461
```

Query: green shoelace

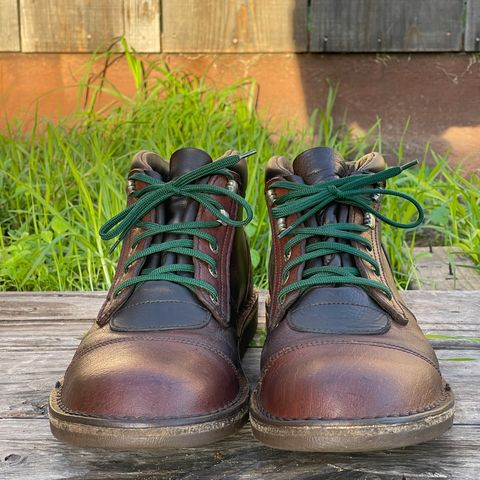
270;160;424;303
99;152;255;302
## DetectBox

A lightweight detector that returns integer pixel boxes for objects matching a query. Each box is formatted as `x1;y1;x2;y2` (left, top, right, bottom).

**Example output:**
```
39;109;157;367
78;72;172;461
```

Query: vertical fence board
0;0;20;51
124;0;161;52
466;0;480;51
310;0;465;52
20;0;161;52
162;0;307;52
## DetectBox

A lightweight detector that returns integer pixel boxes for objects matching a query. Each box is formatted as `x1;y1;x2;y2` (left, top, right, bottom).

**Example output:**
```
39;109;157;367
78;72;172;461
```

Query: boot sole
250;390;454;452
49;294;258;450
49;388;249;449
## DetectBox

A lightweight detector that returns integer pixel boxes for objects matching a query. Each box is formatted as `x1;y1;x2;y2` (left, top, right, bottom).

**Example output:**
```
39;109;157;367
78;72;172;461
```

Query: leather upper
254;147;450;421
58;148;256;421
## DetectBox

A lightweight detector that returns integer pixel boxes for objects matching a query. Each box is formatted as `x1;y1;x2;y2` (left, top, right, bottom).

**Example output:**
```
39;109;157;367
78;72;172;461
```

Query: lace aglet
400;159;418;171
108;239;121;254
239;149;257;159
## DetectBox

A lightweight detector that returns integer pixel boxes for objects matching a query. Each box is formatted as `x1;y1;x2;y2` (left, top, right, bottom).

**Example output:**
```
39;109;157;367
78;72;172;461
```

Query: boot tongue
162;148;212;269
287;149;391;330
118;148;215;328
293;147;346;184
169;147;212;178
291;148;348;269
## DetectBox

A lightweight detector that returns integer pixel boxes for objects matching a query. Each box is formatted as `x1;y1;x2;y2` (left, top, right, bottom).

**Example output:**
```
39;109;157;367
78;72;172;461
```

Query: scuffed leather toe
255;342;446;420
60;338;244;420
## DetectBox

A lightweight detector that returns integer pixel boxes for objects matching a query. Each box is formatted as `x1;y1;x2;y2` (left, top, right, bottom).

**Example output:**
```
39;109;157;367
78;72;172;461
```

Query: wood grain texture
19;0;160;52
123;0;161;52
2;290;479;347
412;247;480;290
1;290;479;478
310;0;465;52
466;0;480;51
1;344;478;424
2;421;480;480
162;0;308;52
0;0;20;51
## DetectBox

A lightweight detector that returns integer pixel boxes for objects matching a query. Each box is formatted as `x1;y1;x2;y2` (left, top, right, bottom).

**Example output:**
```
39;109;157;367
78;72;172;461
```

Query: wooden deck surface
1;290;479;479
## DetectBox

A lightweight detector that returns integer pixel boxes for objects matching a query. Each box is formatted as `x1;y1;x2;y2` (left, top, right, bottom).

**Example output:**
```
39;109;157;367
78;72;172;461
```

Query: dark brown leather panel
193;174;239;326
110;281;212;331
230;227;253;318
286;286;391;335
264;181;305;329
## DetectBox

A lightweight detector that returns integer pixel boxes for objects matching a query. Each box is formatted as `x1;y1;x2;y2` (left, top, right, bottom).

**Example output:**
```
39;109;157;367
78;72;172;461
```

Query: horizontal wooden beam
310;0;465;52
19;0;160;53
1;0;479;53
162;0;308;52
0;0;20;51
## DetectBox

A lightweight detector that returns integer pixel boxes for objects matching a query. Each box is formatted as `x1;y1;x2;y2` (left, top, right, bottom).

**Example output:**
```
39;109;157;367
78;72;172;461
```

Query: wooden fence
1;0;480;53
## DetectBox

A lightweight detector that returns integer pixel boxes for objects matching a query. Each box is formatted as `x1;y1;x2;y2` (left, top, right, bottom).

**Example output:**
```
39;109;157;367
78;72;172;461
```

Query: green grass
0;44;479;291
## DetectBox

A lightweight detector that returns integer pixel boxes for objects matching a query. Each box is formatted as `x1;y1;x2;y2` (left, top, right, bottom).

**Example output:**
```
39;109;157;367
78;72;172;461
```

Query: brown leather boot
49;148;258;449
250;147;454;452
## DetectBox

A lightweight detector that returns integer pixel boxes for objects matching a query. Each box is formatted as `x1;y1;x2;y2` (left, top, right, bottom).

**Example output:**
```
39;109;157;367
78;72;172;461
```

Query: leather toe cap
60;338;244;420
255;342;446;420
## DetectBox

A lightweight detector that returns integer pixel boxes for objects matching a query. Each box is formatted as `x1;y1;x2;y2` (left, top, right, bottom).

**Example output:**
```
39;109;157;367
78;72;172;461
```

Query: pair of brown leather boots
48;147;454;452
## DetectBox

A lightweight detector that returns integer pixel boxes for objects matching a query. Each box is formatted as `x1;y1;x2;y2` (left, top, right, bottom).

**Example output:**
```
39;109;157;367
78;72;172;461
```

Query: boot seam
56;379;248;421
259;340;442;381
60;337;247;420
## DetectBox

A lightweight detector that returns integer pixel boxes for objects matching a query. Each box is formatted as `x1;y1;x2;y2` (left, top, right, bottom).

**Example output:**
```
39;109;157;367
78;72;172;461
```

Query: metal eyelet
266;189;277;205
217;208;230;226
208;265;218;278
284;249;291;261
363;212;376;229
209;242;218;253
209;293;219;305
279;294;286;305
277;218;287;232
226;179;238;193
282;270;290;285
127;179;136;195
371;193;380;202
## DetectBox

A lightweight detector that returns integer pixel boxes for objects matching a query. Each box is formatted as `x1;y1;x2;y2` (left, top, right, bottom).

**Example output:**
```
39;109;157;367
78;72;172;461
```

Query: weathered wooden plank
20;0;124;52
1;420;480;479
466;0;480;51
0;291;105;321
1;290;479;479
162;0;308;53
0;0;20;51
2;291;479;348
19;0;161;52
404;290;480;345
1;345;478;425
310;0;465;52
412;247;480;290
123;0;161;52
